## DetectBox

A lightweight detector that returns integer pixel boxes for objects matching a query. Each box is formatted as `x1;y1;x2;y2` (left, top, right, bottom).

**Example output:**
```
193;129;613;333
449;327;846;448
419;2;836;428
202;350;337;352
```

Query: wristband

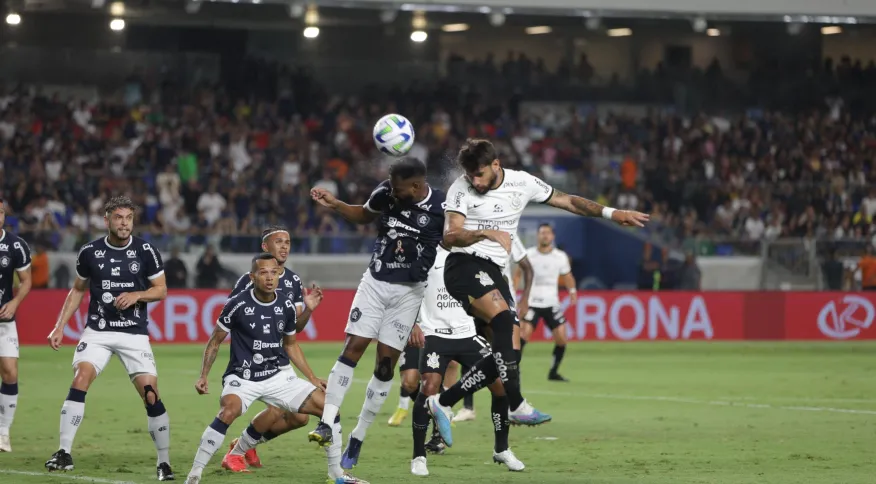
568;288;577;294
601;207;617;220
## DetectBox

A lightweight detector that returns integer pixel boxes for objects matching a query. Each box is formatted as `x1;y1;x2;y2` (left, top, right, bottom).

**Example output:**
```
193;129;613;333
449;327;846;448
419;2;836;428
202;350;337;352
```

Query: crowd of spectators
1;52;875;257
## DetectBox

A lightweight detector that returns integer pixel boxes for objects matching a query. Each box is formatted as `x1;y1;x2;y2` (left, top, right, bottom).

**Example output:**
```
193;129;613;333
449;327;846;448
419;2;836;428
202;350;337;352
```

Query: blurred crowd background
1;6;875;290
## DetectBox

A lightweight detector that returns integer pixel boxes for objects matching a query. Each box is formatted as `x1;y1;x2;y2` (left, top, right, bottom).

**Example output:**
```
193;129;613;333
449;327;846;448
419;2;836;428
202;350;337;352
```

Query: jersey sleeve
290;273;305;310
445;178;470;216
75;245;91;280
229;273;251;298
282;298;298;336
523;172;554;203
216;298;243;332
511;237;527;263
558;251;572;275
141;242;165;280
363;181;393;214
12;238;32;271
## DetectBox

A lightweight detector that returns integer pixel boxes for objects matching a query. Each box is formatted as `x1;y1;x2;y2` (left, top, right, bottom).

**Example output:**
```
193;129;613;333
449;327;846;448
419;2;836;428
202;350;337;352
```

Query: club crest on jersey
426;352;440;369
94;250;106;259
417;214;429;227
0;256;8;268
350;307;362;322
244;307;255;316
129;261;140;274
126;250;137;258
0;243;7;252
277;320;285;333
475;271;494;287
274;306;283;315
510;192;522;209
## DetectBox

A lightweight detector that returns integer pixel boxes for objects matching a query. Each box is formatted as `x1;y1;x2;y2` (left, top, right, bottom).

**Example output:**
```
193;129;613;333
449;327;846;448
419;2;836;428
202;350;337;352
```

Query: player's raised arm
545;189;649;227
196;323;228;394
310;187;379;225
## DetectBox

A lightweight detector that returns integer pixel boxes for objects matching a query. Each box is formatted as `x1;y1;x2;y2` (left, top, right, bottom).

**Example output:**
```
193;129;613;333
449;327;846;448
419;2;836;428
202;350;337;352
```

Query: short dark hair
389;157;426;180
261;224;290;241
104;195;137;216
457;138;497;172
251;252;278;271
538;223;554;231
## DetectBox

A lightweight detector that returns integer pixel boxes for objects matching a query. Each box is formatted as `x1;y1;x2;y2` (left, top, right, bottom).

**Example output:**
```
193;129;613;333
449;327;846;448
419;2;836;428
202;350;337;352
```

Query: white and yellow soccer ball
373;114;415;156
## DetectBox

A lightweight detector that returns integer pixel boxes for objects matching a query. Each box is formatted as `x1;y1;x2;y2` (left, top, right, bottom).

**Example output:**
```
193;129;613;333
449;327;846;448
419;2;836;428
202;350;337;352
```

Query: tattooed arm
545;190;604;217
545;190;650;227
194;326;227;394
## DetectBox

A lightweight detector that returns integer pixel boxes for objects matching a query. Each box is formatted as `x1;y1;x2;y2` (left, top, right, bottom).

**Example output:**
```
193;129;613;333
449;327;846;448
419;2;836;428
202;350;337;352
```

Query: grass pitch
2;342;875;483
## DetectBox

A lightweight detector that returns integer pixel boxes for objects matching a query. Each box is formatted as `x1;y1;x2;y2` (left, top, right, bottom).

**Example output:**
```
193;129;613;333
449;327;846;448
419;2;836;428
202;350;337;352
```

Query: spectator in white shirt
744;215;766;240
197;181;226;226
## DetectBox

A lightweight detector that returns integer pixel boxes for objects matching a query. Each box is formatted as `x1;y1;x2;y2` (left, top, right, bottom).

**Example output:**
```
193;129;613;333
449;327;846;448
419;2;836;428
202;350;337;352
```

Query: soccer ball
373;114;415;157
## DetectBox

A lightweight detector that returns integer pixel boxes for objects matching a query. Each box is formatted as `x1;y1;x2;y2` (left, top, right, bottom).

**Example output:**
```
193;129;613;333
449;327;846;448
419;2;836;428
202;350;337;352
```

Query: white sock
322;360;356;424
230;426;260;456
59;400;85;453
0;392;18;435
190;425;226;476
325;419;343;479
148;412;171;464
350;376;392;441
398;394;411;411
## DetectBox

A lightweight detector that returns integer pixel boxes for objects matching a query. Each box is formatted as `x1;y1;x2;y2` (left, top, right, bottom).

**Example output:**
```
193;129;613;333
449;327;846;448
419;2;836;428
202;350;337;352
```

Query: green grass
2;342;876;483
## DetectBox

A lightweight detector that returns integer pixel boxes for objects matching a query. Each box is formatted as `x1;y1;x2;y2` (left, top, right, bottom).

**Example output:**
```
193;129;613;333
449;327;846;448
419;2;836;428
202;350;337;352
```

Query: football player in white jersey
450;235;533;424
518;224;577;381
410;244;526;476
426;138;648;446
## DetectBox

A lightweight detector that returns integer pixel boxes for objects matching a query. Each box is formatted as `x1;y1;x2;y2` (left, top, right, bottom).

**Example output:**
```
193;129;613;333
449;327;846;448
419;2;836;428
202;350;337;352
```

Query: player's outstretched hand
303;283;324;311
611;210;650;228
195;377;209;395
408;324;425;348
115;292;140;310
310;188;338;209
47;327;64;351
486;230;512;254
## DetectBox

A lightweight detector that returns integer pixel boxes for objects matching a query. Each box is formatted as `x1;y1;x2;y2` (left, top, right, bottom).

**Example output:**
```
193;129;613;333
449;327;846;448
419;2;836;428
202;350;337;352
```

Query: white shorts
72;328;157;379
0;321;19;358
345;271;426;352
221;367;317;415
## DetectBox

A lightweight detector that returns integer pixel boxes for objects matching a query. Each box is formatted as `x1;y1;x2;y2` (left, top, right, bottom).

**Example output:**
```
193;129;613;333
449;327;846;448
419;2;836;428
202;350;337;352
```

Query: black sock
400;386;411;399
550;345;566;375
263;431;278;442
412;393;429;458
463;393;474;410
438;354;499;408
489;310;524;410
491;394;510;453
519;339;527;359
409;383;420;403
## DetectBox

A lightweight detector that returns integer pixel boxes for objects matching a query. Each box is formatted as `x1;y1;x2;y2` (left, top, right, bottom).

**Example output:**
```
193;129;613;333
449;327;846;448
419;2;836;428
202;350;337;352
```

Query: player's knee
286;412;310;429
141;384;159;406
0;364;17;384
421;378;441;397
217;406;241;424
71;364;96;390
374;356;393;382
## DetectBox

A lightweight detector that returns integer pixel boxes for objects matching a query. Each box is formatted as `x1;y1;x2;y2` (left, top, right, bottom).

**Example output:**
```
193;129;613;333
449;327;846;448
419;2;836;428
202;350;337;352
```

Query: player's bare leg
548;323;569;381
46;362;98;472
226;405;308;468
133;374;174;480
341;341;401;469
389;368;419;427
185;394;244;483
0;356;18;452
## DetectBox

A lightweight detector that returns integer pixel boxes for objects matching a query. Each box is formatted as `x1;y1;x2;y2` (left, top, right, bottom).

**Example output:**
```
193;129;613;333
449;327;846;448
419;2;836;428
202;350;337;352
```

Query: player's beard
110;226;131;244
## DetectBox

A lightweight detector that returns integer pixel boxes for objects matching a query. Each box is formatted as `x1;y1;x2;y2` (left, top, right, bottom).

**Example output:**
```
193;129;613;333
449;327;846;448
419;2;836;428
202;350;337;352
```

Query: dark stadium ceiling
12;0;874;28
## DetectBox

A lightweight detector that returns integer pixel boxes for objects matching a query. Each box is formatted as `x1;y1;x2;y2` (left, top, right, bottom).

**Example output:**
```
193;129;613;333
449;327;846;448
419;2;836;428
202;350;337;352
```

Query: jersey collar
104;236;133;250
249;289;278;306
415;185;433;208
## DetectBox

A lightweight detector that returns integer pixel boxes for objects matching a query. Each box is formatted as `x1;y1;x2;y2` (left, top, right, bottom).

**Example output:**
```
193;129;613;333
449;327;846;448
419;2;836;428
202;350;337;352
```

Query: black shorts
419;335;491;376
444;253;515;316
398;344;420;373
524;306;567;331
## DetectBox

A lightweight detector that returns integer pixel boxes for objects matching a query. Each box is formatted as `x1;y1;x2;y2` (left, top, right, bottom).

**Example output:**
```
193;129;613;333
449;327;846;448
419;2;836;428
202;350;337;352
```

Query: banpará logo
818;295;875;339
